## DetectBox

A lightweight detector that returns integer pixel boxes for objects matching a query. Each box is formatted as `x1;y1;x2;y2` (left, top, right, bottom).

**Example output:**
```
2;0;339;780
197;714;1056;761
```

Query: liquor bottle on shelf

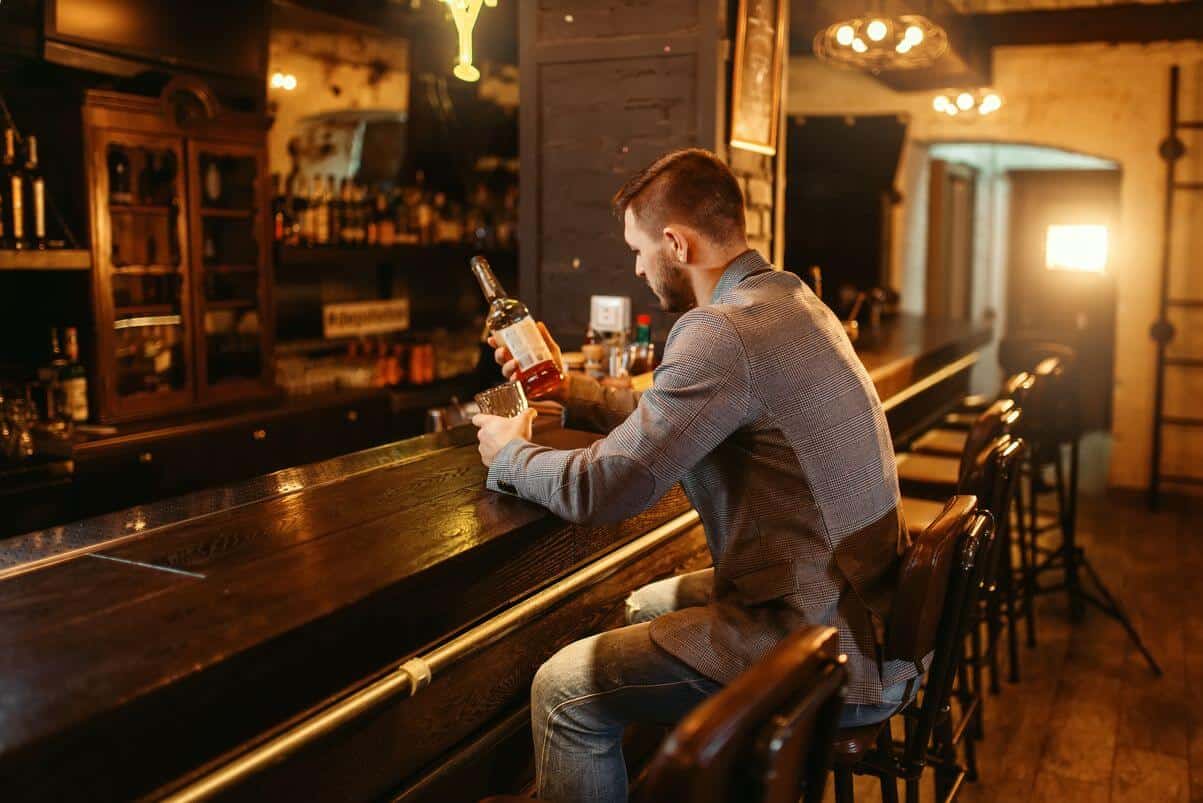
313;175;331;246
59;327;89;422
300;176;316;245
4;128;26;249
108;145;133;205
470;255;562;399
203;158;223;207
271;173;286;242
37;328;67;421
23;136;46;250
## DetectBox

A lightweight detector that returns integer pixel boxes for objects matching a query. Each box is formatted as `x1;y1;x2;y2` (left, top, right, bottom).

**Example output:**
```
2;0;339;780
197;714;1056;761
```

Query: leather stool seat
942;411;978;430
895;452;960;488
911;428;969;458
901;496;946;537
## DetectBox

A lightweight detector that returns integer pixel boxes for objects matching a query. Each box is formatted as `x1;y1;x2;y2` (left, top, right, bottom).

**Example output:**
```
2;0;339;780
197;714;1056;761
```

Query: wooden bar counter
0;314;989;803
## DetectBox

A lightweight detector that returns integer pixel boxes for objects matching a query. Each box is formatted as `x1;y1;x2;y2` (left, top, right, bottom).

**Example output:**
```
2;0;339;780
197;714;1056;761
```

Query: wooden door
187;138;275;403
88;127;195;422
926;159;977;321
1007;170;1120;431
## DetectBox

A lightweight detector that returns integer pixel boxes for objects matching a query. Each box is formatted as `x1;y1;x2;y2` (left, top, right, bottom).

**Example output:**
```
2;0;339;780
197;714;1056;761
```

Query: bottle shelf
205;264;260;274
115;304;178;316
0;249;92;271
109;203;174;216
112;264;180;276
201;208;254;219
204;298;258;310
275;242;517;270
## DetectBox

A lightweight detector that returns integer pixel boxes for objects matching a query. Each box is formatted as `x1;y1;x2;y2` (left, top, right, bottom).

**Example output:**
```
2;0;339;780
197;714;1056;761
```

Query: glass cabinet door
189;142;272;398
98;133;194;417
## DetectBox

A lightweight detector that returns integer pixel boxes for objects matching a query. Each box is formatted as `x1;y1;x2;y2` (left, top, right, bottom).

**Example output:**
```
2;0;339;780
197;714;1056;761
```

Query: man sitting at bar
473;148;913;803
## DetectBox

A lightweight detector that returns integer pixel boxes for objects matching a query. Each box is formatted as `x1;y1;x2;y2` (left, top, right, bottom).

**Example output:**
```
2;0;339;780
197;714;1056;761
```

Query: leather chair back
884;495;979;664
635;626;846;803
956;401;1019;486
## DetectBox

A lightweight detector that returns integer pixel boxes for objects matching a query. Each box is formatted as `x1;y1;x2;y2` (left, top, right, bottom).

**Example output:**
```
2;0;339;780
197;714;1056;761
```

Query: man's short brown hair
612;148;746;245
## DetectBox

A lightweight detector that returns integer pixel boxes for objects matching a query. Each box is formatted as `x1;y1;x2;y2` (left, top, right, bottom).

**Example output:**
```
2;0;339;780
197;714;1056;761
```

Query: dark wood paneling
536;0;701;41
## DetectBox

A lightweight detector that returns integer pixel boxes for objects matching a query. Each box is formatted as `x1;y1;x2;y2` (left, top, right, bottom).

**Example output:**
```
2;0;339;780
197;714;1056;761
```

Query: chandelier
932;89;1003;120
814;14;948;73
444;0;498;83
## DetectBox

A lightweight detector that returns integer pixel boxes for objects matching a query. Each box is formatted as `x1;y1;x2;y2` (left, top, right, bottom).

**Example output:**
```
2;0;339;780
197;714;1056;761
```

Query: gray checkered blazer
487;249;915;704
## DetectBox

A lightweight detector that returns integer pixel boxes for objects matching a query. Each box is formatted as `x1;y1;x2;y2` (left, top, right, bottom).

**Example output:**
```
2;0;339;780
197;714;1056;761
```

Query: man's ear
662;225;689;263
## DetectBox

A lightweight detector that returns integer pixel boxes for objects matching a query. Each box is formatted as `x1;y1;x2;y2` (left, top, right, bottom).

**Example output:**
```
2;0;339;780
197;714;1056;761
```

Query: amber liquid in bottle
471;255;562;399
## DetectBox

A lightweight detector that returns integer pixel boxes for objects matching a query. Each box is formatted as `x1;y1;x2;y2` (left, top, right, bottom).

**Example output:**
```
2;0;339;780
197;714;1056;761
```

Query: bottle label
64;378;88;422
10;175;23;240
497;317;553;371
33;179;44;239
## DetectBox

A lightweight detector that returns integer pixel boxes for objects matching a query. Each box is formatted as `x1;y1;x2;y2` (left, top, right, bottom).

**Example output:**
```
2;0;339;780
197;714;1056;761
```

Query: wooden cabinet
84;80;274;423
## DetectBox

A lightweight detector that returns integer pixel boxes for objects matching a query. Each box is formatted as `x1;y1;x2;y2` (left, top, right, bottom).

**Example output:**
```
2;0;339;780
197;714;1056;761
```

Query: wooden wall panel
536;0;700;41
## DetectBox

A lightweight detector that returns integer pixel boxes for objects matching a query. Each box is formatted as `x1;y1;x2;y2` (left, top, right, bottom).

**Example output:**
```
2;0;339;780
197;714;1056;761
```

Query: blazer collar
711;249;771;304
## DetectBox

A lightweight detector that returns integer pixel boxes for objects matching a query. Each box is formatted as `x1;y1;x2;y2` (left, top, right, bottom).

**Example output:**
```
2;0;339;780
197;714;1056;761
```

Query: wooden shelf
205;264;259;274
113;265;180;276
115;304;177;316
110;203;174;216
201;208;254;219
276;243;518;270
0;249;92;271
205;298;257;310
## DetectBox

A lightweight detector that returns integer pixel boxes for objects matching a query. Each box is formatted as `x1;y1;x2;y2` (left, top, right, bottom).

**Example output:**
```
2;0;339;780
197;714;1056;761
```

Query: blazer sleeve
486;308;750;525
559;371;642;434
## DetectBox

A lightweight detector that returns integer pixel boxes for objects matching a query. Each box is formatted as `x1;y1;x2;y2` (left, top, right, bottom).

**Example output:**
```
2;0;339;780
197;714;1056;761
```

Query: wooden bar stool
902;435;1026;697
831;497;994;803
481;625;848;803
914;372;1035;453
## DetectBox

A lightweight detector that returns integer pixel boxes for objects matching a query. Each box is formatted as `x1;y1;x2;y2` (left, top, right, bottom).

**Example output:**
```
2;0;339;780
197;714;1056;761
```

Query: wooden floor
835;490;1203;803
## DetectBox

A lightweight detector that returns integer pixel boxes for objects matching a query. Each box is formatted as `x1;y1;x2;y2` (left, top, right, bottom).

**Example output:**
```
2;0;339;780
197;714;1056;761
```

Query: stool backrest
1024;356;1081;443
635;626;846;803
998;337;1076;377
957;401;1019;486
884;495;979;664
1002;371;1036;407
960;434;1025;593
899;509;995;774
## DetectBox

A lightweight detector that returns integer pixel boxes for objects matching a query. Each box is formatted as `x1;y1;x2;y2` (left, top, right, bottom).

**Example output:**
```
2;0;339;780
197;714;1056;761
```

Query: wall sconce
1046;224;1109;273
445;0;498;82
270;72;298;91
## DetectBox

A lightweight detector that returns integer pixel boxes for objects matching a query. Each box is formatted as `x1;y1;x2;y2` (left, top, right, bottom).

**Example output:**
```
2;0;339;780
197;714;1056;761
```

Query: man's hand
473;408;538;468
488;321;566;402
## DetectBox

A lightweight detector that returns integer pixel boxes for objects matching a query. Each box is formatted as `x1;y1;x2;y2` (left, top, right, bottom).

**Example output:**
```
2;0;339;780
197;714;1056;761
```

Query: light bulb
282;74;297;91
836;25;855;46
852;38;868;53
956;92;975;111
905;25;924;45
933;95;949;112
866;19;888;42
896;41;912;54
946;105;959;117
980;93;1002;114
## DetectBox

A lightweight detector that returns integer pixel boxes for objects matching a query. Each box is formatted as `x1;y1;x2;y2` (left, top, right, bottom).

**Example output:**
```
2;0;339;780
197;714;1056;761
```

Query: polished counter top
0;313;989;801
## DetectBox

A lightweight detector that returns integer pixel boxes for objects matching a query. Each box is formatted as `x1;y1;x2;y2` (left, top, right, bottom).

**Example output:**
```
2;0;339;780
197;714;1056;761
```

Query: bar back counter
0;315;989;803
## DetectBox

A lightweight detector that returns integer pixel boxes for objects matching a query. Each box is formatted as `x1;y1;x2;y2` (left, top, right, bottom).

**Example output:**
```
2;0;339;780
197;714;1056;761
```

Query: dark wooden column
519;1;732;344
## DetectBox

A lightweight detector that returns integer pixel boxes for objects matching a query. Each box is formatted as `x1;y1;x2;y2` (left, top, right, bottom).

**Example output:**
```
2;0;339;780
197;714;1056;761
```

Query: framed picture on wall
729;0;788;156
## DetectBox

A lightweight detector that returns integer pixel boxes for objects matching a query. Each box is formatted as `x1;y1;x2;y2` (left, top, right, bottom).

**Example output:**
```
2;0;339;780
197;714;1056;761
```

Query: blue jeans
531;569;914;802
531;570;719;803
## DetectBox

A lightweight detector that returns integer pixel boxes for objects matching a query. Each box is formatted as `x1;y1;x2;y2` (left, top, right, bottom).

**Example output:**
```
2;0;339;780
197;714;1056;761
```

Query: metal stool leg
834;766;856;803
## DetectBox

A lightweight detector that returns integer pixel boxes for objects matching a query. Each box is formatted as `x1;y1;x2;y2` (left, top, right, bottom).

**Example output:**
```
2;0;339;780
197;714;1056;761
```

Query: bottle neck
25;137;37;170
3;130;16;166
471;257;507;303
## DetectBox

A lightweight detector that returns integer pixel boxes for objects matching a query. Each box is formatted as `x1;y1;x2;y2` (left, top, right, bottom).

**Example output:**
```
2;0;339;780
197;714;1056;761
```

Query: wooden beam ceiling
972;1;1203;47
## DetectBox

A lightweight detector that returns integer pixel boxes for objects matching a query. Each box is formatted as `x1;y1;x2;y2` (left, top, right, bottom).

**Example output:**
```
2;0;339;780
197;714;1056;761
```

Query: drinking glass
474;381;529;417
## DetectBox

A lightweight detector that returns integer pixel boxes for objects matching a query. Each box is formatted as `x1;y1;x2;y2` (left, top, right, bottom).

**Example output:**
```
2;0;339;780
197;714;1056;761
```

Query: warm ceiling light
933;88;1004;121
444;0;498;82
814;14;948;73
1046;225;1109;273
270;71;297;91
